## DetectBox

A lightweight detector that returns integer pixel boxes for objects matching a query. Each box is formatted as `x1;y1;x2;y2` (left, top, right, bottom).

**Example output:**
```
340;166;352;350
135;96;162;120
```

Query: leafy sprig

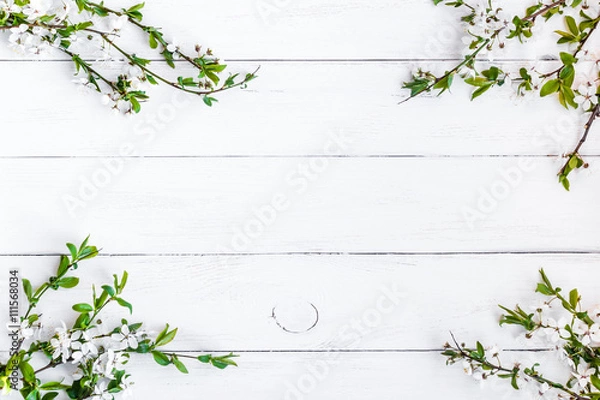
0;0;258;113
444;269;600;400
402;0;600;189
1;238;237;400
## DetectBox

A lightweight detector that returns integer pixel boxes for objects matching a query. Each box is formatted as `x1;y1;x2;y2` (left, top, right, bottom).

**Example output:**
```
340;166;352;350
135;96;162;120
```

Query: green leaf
78;246;98;261
540;79;560;96
433;73;454;95
146;74;158;85
102;285;115;297
39;382;69;390
23;279;32;301
152;351;171;366
73;312;90;330
56;277;79;289
203;96;217;107
565;15;579;35
72;303;93;313
591;374;600;390
402;77;431;97
57;255;70;276
559;174;570;191
536;283;553;296
198;353;239;369
19;361;35;384
119;271;129;292
155;327;178;347
128;2;145;12
115;297;133;314
569;289;579;309
471;84;492;100
510;371;519;389
23;389;39;400
66;243;78;260
148;33;158;49
130;97;141;114
172;356;189;374
559;52;576;66
41;393;59;400
476;341;485;357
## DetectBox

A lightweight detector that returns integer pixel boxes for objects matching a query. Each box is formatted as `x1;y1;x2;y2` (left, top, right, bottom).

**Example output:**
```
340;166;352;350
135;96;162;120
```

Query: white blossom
111;324;139;349
573;320;600;346
572;362;596;390
50;322;72;363
541;317;569;343
574;83;598;110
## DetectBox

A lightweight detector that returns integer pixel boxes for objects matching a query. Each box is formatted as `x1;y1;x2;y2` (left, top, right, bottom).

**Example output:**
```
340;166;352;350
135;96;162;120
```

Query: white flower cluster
468;2;515;45
461;345;500;382
2;0;70;55
43;321;147;399
1;0;151;114
529;301;600;348
99;64;147;114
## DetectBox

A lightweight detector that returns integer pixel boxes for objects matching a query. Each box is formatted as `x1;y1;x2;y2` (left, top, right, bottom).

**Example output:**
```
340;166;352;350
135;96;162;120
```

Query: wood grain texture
1;254;598;352
0;158;599;254
0;0;585;60
6;351;561;400
1;0;599;399
2;61;598;157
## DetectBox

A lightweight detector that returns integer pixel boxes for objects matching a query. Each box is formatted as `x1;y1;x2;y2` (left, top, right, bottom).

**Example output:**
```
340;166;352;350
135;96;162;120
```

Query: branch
559;102;600;175
448;333;588;400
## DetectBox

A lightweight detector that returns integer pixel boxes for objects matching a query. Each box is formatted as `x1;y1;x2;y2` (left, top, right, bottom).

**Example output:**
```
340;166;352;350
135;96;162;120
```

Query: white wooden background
1;0;600;399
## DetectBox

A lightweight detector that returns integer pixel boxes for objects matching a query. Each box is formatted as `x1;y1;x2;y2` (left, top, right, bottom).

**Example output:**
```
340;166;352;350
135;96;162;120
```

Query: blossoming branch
0;0;258;113
402;0;600;190
444;269;600;400
2;237;237;400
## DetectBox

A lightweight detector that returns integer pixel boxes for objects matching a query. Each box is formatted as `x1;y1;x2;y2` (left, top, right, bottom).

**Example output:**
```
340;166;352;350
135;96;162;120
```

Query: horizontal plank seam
1;155;598;159
0;58;560;63
2;251;600;257
152;348;556;354
0;348;554;354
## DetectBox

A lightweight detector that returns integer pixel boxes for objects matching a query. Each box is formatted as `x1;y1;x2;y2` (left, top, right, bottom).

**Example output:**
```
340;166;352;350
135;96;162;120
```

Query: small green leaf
559;52;576;66
102;285;115;297
39;382;69;390
540;79;560;96
155;327;178;347
148;33;158;49
152;351;171;366
535;283;553;296
56;277;79;289
57;255;70;276
66;243;78;260
115;297;133;314
72;303;93;313
565;15;579;35
20;361;35;384
23;279;32;301
172;356;189;374
569;289;579;309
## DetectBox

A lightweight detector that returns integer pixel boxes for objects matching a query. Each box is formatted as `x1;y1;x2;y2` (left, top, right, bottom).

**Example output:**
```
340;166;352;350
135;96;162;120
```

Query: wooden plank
0;0;572;61
0;157;599;253
0;61;595;157
1;255;599;351
4;350;559;400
